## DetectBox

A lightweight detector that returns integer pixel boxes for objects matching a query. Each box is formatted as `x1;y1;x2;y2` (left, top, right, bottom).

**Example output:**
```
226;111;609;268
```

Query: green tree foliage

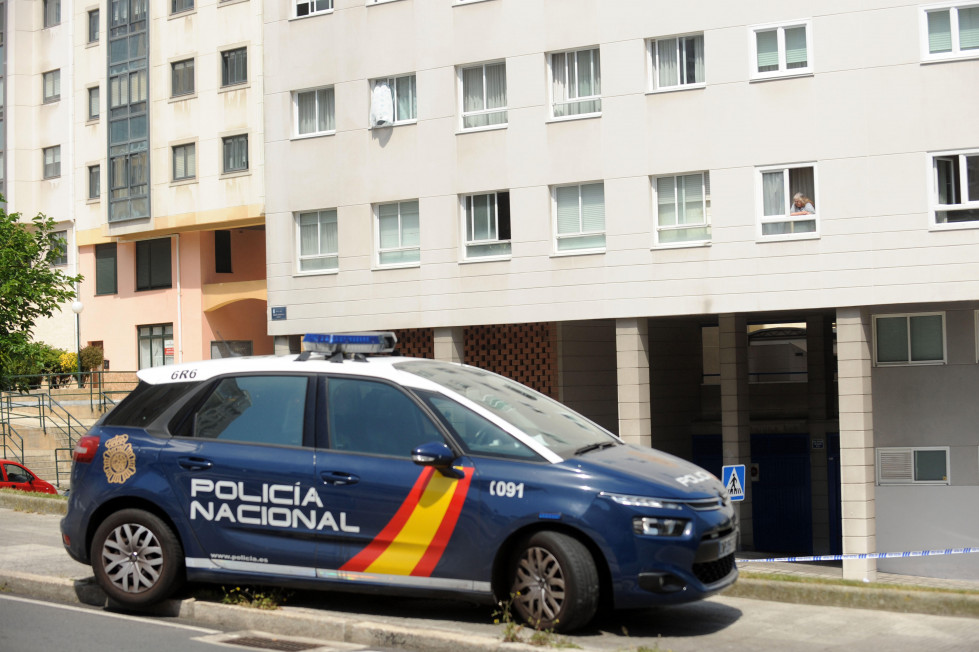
1;206;83;391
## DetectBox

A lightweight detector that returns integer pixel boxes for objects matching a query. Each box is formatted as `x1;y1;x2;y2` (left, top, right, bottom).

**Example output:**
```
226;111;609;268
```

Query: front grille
693;553;736;584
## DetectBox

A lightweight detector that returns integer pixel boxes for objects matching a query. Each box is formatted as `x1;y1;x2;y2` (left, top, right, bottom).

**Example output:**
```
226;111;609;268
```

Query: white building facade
263;0;979;581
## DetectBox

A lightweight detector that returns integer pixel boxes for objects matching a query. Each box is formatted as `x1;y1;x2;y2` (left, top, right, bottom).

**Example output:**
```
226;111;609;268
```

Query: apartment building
3;0;78;351
70;0;271;371
264;1;979;581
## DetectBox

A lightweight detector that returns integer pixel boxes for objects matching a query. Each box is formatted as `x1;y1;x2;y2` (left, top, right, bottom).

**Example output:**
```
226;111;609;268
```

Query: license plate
718;534;736;557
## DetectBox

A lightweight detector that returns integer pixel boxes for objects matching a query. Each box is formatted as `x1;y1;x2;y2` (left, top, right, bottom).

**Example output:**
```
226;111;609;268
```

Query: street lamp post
71;300;84;388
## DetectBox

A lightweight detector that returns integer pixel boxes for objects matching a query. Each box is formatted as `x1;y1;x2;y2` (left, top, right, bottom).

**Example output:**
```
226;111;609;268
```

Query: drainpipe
175;233;182;363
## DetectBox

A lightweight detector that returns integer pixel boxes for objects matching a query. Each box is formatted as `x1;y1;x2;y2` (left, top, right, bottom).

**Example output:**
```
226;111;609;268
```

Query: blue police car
61;333;737;631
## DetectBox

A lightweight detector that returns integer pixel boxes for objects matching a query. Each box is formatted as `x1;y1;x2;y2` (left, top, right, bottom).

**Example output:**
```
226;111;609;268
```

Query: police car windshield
395;360;616;458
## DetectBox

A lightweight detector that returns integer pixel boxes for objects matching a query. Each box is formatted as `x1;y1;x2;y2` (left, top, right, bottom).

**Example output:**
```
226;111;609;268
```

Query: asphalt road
2;507;978;651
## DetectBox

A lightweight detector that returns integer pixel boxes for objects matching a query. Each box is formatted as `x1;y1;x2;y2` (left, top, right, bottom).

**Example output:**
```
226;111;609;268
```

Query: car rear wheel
509;530;599;632
91;508;184;606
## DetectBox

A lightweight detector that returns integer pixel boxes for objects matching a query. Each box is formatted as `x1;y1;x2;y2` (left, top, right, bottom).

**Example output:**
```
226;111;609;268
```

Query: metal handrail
1;422;25;464
0;393;46;433
54;447;74;489
44;395;86;451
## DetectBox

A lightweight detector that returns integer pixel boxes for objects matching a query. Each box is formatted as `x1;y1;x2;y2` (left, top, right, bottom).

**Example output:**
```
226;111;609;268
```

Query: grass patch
738;570;979;595
0;488;68;500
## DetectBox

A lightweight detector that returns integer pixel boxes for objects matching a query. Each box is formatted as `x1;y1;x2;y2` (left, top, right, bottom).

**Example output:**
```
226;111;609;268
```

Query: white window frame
749;20;813;80
552;182;606;254
929;149;979;228
647;33;706;92
652;172;711;248
458;61;508;131
756;163;819;240
374;200;421;268
292;86;336;138
877;447;950;485
296;209;339;274
461;191;511;261
370;73;416;127
549;47;602;120
920;2;979;61
295;0;333;18
43;70;61;103
872;312;947;366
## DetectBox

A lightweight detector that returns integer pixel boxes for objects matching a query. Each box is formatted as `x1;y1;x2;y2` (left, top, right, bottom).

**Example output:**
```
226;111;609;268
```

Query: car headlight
599;492;683;510
633;516;693;537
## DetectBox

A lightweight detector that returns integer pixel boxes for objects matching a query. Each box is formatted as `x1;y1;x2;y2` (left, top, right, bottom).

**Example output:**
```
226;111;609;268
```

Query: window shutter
756;30;779;70
784;26;808;68
878;449;913;483
400;201;420;247
555;186;580;235
378;203;401;249
299;212;320;256
320;210;338;255
928;10;953;53
680;174;704;225
657;177;677;227
580;183;605;232
95;244;117;295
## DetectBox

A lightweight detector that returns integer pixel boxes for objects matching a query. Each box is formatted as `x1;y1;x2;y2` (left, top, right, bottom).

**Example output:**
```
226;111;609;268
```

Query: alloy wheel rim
101;523;163;593
512;546;566;623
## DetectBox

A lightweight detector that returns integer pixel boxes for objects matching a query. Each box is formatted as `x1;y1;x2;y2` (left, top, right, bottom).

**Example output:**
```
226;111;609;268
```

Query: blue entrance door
750;433;812;554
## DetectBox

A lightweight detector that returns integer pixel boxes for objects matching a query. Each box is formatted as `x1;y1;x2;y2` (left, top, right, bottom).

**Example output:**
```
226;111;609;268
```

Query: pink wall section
78;228;270;371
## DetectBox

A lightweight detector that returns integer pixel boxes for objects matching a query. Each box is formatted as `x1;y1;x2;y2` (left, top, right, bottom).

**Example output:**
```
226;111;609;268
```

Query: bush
0;340;69;391
80;345;104;372
59;352;78;374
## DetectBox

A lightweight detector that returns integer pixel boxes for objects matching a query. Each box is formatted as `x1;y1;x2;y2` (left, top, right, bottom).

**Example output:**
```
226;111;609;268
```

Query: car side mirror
411;442;463;478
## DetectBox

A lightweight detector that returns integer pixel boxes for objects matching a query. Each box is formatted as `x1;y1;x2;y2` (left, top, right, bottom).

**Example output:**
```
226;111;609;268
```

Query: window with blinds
877;447;950;484
136;238;172;291
550;48;601;118
460;62;507;130
654;172;711;246
95;243;117;295
923;4;979;60
376;200;420;266
649;34;705;91
553;183;605;252
463;191;511;259
294;87;335;136
750;21;811;80
172;143;195;181
297;209;339;272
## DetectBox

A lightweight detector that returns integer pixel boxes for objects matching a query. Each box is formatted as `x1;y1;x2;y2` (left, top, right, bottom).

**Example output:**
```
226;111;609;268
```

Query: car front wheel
509;530;599;632
91;508;184;607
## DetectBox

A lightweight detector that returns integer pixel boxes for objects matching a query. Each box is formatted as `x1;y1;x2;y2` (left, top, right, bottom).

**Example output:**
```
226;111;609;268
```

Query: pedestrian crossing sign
721;465;746;501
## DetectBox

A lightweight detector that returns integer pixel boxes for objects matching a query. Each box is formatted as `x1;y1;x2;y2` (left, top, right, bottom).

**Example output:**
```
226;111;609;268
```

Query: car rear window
102;381;198;428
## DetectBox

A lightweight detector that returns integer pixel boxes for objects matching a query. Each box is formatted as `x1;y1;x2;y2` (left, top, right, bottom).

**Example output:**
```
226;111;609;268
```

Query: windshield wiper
574;441;617;456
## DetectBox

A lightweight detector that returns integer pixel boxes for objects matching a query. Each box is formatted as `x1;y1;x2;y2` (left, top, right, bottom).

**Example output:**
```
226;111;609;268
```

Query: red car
0;459;58;494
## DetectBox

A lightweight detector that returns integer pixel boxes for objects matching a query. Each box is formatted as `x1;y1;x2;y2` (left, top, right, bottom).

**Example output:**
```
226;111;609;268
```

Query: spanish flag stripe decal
341;466;436;572
411;467;474;577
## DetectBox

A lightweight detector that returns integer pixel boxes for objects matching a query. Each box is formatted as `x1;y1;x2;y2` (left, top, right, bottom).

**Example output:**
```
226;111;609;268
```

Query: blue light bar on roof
302;332;398;355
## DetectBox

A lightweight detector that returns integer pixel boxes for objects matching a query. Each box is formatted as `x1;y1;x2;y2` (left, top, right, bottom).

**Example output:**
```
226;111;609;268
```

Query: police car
61;333;737;632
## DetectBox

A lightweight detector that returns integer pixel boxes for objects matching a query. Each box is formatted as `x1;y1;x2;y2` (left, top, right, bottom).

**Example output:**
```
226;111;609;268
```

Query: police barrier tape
737;547;979;563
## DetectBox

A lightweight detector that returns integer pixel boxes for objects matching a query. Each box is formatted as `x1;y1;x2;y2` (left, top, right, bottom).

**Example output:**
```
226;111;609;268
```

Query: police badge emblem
103;434;136;484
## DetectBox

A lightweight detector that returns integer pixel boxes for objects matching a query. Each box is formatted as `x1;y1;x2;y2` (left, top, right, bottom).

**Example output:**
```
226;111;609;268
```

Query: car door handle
320;471;359;486
177;456;213;471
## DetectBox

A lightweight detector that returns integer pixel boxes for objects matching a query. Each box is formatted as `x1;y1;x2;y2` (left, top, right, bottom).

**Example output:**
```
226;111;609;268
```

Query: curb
0;490;68;516
727;577;979;619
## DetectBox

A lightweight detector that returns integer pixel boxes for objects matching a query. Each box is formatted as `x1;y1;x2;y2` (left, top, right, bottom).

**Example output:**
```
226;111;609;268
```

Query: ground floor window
873;313;945;365
877;447;949;485
210;340;253;358
138;323;174;369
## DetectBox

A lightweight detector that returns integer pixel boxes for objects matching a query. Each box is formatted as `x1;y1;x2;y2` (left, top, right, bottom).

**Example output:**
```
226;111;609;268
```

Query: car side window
420;392;541;460
3;464;31;483
327;377;444;457
193;375;308;446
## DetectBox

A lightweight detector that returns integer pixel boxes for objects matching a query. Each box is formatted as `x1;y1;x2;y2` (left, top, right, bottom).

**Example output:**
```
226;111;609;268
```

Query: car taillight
73;435;100;464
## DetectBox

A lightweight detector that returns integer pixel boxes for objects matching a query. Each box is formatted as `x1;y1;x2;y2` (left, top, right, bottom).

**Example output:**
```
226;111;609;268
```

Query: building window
222;134;248;173
171;59;195;97
874;313;945;365
95;243;117;295
654;172;711;246
88;9;99;43
296;0;332;17
88;165;101;199
294;87;335;136
43;0;60;28
210;340;253;358
88;86;100;120
758;164;817;238
553;182;605;252
923;3;979;60
49;230;68;266
221;47;247;87
376;200;420;266
877;447;950;485
750;21;812;79
297;209;338;272
138;323;174;369
43;146;61;179
173;143;196;181
550;47;601;118
136;238;173;291
648;34;705;91
931;150;979;225
460;62;507;130
463;191;511;259
215;230;232;273
171;0;193;14
43;70;60;103
370;74;416;127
